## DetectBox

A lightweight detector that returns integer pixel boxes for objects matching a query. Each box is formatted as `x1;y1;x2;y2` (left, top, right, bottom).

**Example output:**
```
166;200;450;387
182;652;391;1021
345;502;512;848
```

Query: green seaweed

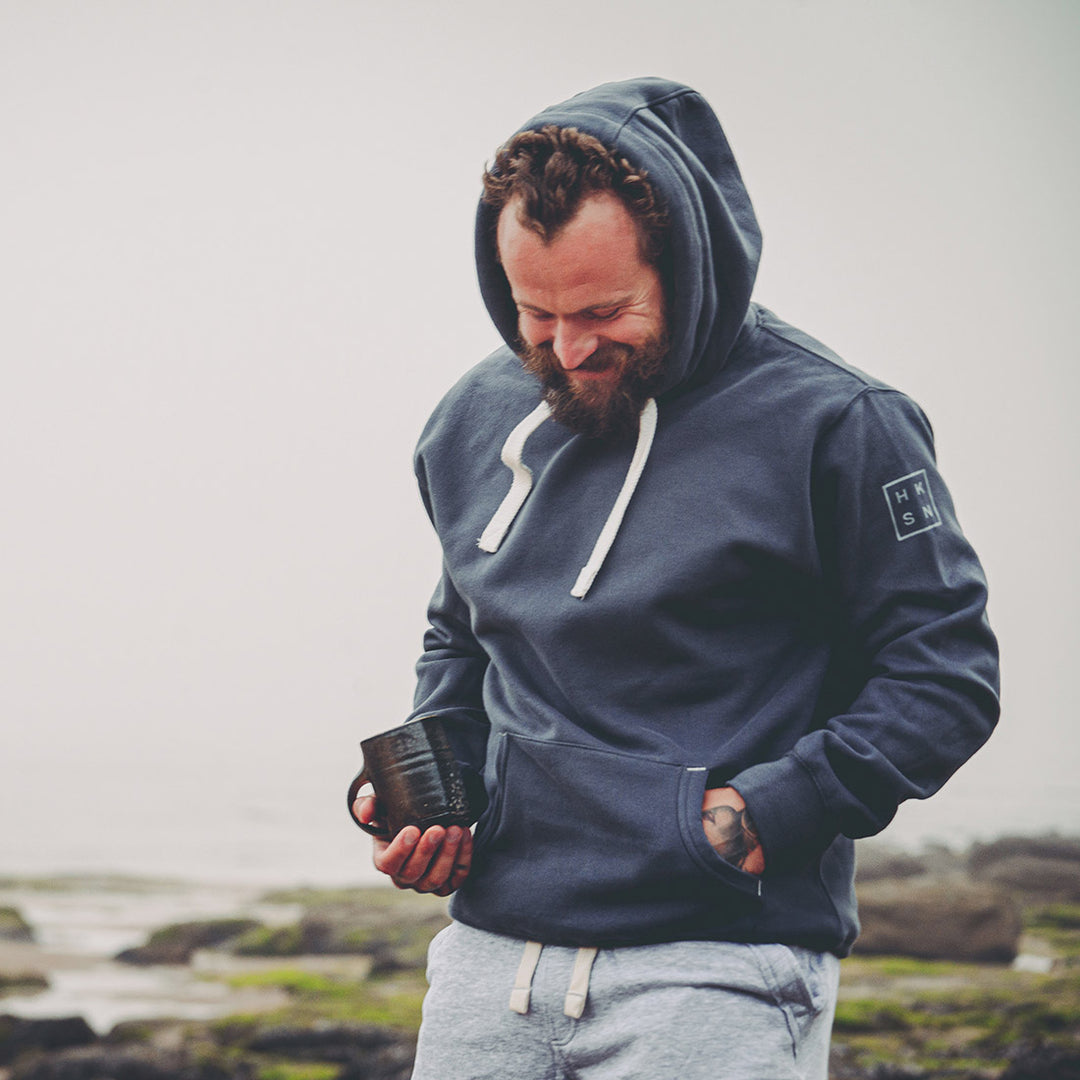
221;966;426;1031
833;999;915;1033
0;971;48;995
0;906;33;940
257;1064;339;1080
232;924;308;957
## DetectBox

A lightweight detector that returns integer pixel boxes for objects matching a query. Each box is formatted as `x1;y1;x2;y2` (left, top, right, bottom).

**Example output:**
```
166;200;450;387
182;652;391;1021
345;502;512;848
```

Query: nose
552;320;598;371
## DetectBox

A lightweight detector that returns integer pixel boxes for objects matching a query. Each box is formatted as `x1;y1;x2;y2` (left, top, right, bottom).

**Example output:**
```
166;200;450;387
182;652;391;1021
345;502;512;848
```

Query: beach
3;837;1080;1078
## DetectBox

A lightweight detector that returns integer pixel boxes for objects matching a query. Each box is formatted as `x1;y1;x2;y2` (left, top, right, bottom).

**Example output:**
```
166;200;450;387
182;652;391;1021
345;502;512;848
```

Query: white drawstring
479;398;659;599
478;402;552;553
509;940;543;1015
563;946;599;1018
571;398;657;598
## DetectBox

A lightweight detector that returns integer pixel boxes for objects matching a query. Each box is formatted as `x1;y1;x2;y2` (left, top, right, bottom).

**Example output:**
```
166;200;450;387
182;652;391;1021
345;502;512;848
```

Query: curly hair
481;125;668;266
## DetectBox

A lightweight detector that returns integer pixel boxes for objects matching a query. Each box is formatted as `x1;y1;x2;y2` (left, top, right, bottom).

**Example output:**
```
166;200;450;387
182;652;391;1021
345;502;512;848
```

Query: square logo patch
882;469;943;541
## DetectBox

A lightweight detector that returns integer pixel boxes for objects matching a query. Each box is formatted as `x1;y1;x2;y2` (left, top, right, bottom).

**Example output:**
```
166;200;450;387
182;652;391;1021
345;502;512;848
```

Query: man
352;78;999;1079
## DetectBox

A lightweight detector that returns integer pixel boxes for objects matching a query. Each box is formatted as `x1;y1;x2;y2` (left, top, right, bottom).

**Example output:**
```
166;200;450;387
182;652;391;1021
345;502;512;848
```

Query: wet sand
0;937;98;977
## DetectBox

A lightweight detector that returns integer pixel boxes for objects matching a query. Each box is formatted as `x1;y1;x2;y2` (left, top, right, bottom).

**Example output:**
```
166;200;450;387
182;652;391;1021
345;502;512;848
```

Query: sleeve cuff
729;754;833;873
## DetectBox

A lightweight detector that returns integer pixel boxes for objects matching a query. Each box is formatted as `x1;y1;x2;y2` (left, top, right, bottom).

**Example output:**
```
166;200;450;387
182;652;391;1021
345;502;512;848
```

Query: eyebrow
513;296;632;317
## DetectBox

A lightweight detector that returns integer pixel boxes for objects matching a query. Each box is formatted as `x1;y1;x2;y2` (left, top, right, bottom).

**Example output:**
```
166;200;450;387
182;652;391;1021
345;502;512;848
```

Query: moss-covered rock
232;924;310;957
0;1015;96;1066
0;906;34;943
115;918;261;965
0;972;48;996
234;888;449;973
9;1046;233;1080
226;1020;416;1080
1000;1043;1080;1079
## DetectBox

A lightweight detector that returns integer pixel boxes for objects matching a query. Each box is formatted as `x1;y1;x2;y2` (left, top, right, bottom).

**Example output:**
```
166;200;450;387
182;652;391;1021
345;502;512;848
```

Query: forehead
496;192;653;305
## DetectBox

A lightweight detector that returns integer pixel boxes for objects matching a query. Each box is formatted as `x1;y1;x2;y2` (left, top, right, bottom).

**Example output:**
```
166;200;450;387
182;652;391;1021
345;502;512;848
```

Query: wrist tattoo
702;804;760;870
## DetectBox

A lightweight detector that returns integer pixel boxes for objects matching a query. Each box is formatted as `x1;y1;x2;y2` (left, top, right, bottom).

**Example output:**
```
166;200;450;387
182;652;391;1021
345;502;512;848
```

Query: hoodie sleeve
729;387;1000;872
406;472;492;813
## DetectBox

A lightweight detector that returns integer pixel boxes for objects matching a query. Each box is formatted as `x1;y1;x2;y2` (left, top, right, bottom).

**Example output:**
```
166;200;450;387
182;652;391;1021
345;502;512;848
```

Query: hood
475;77;762;397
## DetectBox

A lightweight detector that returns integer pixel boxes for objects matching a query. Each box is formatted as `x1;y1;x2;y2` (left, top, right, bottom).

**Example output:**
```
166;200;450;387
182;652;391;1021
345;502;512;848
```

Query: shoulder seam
754;318;875;389
818;384;915;444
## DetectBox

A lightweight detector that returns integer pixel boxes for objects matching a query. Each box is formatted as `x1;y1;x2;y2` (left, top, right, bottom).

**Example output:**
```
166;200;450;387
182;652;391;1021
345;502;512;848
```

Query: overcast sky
1;0;1077;883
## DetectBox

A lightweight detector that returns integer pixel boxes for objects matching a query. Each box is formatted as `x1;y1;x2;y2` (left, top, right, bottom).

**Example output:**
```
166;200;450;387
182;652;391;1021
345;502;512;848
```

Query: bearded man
352;78;999;1079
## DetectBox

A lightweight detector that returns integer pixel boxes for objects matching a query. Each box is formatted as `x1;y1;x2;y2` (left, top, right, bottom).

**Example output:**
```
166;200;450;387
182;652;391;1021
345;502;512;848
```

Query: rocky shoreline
2;834;1080;1080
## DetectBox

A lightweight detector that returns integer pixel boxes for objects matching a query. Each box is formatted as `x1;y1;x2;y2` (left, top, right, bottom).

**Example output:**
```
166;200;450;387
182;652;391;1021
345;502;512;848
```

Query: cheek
518;316;548;345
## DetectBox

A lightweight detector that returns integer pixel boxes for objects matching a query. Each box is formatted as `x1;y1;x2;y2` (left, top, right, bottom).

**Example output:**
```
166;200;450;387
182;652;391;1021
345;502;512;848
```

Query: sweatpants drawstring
563;946;599;1019
509;941;543;1015
508;941;599;1019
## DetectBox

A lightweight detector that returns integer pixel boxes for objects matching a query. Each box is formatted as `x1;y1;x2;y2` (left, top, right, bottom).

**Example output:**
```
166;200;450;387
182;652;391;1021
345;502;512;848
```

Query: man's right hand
352;795;473;897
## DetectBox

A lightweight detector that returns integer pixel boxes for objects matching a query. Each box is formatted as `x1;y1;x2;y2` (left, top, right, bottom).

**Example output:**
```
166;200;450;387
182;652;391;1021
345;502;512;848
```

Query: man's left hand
702;787;764;875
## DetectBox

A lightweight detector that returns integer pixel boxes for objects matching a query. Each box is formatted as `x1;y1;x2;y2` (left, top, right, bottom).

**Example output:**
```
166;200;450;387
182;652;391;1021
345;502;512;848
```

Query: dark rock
0;1015;97;1065
969;835;1080;871
1000;1042;1080;1079
228;917;343;958
337;1042;415;1080
827;1045;935;1080
115;919;261;965
365;946;412;977
827;1043;965;1080
232;896;448;971
104;1020;188;1047
968;835;1080;902
9;1047;236;1080
0;973;49;995
228;924;307;956
854;875;1022;962
0;906;34;943
238;1023;416;1080
242;1022;412;1060
866;1069;932;1079
971;856;1080;903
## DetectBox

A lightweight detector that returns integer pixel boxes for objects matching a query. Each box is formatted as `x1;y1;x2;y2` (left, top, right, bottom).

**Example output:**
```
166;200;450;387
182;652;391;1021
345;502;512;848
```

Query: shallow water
0;878;301;1033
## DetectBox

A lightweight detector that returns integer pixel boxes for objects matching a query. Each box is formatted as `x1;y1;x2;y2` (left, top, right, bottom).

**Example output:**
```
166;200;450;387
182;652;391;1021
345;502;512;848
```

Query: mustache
568;344;631;373
518;339;640;380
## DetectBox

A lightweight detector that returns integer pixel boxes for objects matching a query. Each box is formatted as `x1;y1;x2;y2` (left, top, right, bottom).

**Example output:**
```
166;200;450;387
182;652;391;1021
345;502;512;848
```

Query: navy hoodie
408;78;999;954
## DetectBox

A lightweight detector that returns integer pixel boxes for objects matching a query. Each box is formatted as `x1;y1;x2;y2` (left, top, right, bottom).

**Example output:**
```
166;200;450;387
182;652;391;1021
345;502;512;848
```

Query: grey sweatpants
412;921;839;1080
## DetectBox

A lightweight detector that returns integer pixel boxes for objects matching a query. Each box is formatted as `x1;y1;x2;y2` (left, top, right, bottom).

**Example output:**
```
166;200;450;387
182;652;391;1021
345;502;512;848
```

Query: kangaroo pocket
459;732;764;946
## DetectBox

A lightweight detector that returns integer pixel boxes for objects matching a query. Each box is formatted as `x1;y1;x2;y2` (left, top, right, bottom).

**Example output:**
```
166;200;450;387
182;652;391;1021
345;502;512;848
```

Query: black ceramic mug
346;716;474;839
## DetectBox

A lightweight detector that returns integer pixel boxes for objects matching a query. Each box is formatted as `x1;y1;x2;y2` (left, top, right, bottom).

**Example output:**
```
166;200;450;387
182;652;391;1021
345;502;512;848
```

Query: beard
518;330;670;442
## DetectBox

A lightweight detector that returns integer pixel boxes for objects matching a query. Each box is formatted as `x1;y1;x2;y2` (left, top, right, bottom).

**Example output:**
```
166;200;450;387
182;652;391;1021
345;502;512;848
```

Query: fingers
373;825;422;879
352;794;379;827
434;828;473;897
742;844;766;876
701;786;765;876
701;785;745;814
351;796;391;855
372;823;472;895
352;795;389;840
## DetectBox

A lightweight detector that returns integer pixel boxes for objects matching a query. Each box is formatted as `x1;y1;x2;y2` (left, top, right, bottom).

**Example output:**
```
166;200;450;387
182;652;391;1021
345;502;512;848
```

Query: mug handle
347;767;391;839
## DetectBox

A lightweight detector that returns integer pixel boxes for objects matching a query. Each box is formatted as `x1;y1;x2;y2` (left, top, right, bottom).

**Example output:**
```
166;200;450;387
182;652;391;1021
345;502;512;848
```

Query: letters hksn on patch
882;469;942;541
